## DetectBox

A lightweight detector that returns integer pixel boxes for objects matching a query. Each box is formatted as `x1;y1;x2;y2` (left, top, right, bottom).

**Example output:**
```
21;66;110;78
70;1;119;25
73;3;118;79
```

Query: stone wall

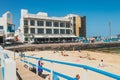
5;42;120;51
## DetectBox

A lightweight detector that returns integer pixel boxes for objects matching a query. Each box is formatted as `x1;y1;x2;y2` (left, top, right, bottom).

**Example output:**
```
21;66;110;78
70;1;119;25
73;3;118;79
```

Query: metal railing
21;59;75;80
21;55;120;80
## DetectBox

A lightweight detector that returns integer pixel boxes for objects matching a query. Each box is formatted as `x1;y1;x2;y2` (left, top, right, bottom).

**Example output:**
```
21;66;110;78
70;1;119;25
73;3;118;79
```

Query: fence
20;54;120;80
21;59;75;80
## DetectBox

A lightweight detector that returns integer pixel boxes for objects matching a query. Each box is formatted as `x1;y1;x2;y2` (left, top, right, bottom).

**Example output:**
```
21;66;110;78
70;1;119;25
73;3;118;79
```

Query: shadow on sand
29;67;49;79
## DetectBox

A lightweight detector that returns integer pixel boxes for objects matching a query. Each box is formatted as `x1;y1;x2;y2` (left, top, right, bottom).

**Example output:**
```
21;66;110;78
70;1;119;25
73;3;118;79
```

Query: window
25;37;28;41
46;21;52;27
54;22;59;27
24;28;28;33
46;29;52;34
60;22;65;27
37;21;44;26
60;29;65;34
66;29;70;34
7;14;10;18
7;25;14;32
30;28;35;34
54;29;59;34
66;22;70;28
0;26;3;29
24;20;28;25
30;20;35;26
38;28;44;34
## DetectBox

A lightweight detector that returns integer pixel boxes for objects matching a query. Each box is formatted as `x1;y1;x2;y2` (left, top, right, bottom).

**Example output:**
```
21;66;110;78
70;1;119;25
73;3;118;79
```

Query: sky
0;0;120;37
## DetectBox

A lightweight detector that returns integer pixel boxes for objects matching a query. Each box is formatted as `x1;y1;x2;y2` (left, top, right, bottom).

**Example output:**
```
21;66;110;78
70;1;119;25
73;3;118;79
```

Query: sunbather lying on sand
61;51;69;56
80;53;96;60
79;53;90;58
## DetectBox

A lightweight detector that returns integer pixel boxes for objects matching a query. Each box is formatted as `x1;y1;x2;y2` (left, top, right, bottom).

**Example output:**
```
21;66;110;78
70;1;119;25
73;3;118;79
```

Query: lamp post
13;24;15;60
109;21;111;39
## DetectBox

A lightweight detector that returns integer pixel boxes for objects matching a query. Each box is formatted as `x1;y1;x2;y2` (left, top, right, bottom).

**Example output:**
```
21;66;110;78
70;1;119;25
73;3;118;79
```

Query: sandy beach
22;50;120;80
4;49;120;80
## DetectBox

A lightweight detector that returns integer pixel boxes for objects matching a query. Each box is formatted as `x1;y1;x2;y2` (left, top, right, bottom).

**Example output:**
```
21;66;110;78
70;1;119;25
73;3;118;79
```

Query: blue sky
0;0;120;37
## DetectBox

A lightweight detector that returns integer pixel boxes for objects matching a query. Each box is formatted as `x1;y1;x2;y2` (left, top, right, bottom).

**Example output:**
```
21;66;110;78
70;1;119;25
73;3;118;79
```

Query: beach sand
4;49;120;80
22;50;120;80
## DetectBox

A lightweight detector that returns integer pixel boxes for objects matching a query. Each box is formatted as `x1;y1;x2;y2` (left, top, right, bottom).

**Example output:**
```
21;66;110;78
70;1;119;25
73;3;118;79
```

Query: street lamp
13;24;15;60
109;21;111;39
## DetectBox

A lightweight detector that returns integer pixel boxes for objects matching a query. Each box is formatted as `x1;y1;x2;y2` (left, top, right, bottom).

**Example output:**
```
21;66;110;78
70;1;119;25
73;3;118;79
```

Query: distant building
0;11;15;44
18;9;86;43
73;16;86;37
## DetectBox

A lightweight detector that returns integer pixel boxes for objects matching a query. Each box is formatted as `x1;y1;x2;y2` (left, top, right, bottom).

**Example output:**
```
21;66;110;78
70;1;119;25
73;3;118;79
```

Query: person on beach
79;53;90;58
61;51;68;56
45;74;60;80
87;53;95;60
74;74;80;80
79;53;96;60
78;47;81;52
38;58;44;75
45;74;50;80
98;59;104;67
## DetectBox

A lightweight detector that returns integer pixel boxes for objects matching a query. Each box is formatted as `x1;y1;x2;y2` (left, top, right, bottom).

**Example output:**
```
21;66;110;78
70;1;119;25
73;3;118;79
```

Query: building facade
0;11;15;44
19;9;86;43
73;16;86;37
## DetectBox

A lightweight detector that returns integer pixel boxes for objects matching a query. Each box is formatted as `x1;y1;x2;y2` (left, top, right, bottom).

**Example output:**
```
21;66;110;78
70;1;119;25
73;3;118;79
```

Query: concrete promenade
3;50;43;80
0;67;2;80
16;60;43;80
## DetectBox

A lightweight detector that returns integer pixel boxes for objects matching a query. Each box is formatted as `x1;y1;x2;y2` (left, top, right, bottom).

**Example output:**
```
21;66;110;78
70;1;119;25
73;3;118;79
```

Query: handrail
21;59;75;80
24;55;120;80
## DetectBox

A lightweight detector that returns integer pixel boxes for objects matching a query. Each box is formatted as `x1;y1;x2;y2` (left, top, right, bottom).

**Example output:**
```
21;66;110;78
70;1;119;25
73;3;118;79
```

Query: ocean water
89;47;120;53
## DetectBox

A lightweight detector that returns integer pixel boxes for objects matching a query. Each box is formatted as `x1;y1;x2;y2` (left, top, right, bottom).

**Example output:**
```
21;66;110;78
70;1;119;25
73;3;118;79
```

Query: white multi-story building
19;9;86;43
0;11;15;44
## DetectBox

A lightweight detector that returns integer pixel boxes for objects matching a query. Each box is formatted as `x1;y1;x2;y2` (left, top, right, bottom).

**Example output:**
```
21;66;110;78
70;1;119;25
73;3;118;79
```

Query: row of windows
24;20;70;28
24;28;71;34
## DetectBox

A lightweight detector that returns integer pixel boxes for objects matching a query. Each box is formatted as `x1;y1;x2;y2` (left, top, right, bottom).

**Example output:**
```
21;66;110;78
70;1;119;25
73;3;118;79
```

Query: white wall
0;11;13;37
4;58;16;80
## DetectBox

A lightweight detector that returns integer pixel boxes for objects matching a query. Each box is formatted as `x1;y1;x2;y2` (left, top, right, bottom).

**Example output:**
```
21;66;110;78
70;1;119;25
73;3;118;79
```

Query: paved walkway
0;67;2;80
3;50;44;80
16;59;43;80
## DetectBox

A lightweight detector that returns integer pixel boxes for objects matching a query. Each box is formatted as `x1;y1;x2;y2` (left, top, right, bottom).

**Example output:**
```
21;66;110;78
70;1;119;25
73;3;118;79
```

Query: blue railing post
24;55;120;80
1;67;4;80
36;59;38;75
27;59;29;70
50;62;53;80
1;52;5;80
